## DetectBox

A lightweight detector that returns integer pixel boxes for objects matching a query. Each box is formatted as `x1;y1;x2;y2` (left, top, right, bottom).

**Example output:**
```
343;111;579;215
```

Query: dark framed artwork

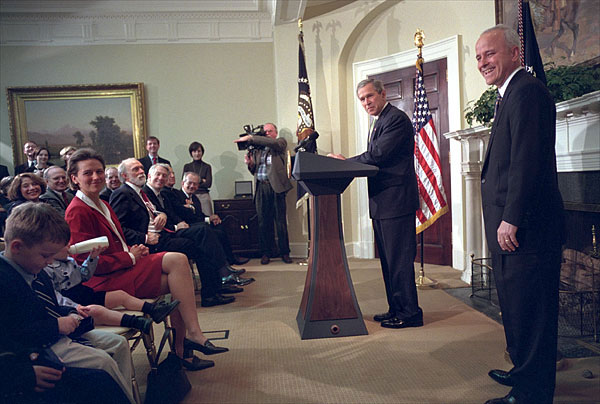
495;0;599;66
6;83;147;167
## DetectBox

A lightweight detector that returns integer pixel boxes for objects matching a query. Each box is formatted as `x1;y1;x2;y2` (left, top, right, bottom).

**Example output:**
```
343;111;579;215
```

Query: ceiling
0;0;355;25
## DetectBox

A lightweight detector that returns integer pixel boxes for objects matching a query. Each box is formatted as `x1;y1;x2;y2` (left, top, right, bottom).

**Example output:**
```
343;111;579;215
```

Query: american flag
412;57;448;234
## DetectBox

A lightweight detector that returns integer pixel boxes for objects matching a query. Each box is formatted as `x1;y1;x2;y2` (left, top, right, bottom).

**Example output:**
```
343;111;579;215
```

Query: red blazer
65;196;165;295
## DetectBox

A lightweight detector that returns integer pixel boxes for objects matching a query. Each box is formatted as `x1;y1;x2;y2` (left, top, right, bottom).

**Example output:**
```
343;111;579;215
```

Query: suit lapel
482;70;524;174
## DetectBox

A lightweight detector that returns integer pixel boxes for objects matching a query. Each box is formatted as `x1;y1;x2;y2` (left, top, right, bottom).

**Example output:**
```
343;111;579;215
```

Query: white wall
0;42;277;200
273;0;495;263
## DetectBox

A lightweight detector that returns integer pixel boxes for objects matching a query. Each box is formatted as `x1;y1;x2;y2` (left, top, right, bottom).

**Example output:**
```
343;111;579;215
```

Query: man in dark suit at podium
329;78;422;329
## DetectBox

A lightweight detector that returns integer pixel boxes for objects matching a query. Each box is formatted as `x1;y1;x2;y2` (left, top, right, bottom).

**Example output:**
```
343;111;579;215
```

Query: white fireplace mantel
444;90;600;283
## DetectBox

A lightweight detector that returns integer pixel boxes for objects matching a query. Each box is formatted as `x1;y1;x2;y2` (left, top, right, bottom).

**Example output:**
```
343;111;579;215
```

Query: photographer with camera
234;123;293;265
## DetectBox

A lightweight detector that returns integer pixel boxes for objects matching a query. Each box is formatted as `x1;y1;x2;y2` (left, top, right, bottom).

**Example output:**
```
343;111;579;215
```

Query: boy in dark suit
0;202;135;403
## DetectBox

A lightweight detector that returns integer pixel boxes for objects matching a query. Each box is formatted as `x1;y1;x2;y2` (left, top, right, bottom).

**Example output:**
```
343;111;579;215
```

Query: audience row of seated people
1;144;252;402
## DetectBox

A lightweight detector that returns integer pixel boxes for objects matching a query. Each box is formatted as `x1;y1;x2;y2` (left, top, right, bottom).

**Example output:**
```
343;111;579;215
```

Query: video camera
237;124;266;151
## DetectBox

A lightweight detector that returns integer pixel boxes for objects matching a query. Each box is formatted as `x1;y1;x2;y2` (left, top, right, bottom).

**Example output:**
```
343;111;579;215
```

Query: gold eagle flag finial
414;29;425;71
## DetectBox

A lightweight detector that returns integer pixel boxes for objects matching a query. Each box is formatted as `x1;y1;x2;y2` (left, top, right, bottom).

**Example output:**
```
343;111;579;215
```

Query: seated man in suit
144;164;253;287
100;167;121;202
110;158;241;306
40;166;74;215
166;171;250;267
138;136;170;175
0;203;135;403
14;141;38;175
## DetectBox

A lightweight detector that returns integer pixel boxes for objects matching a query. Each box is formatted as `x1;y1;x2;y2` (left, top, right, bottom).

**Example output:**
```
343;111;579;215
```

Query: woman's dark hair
7;173;46;201
67;148;106;190
188;141;205;157
34;146;51;159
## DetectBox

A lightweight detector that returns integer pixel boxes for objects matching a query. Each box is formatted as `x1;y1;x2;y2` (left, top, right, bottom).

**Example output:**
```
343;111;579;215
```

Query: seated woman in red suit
65;148;227;370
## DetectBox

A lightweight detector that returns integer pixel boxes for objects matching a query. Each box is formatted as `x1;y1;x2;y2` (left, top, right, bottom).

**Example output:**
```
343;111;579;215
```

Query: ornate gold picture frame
6;83;147;167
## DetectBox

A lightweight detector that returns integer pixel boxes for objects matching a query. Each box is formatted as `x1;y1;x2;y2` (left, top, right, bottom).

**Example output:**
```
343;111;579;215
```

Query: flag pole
413;29;438;289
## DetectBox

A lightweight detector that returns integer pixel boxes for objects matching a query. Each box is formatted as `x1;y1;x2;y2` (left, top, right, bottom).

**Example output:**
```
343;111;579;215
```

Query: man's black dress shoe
281;254;293;264
184;338;229;355
261;255;270;265
230;255;250;266
220;285;244;294
149;299;180;323
222;274;255;286
201;294;235;307
488;369;514;386
227;265;246;275
380;314;423;329
181;356;215;371
373;311;394;322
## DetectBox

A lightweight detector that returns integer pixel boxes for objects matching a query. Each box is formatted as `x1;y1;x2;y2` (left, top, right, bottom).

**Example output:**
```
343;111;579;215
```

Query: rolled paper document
68;236;109;254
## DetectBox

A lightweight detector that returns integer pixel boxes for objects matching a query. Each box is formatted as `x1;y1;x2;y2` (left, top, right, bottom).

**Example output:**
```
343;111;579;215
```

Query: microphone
294;131;319;152
68;236;109;255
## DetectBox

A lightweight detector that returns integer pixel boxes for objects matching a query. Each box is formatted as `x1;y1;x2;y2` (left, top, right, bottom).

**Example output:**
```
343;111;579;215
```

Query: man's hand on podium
327;153;346;160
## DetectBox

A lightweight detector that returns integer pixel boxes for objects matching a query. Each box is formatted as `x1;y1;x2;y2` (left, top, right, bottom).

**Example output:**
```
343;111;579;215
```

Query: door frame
351;35;463;268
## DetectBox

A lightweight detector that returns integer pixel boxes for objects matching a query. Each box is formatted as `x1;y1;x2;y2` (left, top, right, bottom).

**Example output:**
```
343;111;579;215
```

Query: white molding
555;90;600;172
0;10;273;45
352;35;461;262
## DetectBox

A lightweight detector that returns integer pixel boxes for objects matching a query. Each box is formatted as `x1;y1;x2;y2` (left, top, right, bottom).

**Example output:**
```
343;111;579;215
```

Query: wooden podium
292;152;378;339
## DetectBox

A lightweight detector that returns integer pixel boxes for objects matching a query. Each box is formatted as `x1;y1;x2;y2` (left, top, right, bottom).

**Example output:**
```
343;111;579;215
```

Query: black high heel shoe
181;349;215;371
183;338;229;355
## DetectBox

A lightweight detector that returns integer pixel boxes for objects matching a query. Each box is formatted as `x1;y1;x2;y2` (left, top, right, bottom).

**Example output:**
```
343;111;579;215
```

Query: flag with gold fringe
412;54;448;234
519;0;547;84
296;21;316;208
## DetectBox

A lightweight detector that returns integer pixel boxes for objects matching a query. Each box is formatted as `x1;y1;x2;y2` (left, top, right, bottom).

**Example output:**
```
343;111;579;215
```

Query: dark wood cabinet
214;198;260;256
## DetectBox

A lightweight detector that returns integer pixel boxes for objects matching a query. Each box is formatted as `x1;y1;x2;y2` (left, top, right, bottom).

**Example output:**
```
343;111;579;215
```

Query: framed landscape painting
6;83;147;167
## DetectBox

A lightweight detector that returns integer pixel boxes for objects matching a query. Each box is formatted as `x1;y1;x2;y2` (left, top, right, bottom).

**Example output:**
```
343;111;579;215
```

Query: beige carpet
132;258;600;404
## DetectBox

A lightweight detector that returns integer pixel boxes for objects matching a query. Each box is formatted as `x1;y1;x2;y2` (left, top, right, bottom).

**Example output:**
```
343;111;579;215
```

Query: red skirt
83;252;166;299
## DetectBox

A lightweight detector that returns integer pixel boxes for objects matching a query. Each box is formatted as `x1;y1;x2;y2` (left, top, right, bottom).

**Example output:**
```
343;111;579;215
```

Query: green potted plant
464;63;600;127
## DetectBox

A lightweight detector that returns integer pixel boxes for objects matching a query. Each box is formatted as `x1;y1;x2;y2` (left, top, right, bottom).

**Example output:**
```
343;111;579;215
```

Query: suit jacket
481;70;564;254
0;164;9;179
141;184;181;230
109;184;152;246
0;256;65;352
246;136;292;194
99;187;113;202
163;187;205;224
14;161;35;175
138;155;171;175
40;188;74;216
347;103;419;220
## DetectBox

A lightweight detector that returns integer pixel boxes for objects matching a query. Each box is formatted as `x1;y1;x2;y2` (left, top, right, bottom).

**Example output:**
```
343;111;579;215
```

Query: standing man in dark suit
14;141;38;175
329;79;422;329
476;25;564;404
235;123;293;265
138;136;171;175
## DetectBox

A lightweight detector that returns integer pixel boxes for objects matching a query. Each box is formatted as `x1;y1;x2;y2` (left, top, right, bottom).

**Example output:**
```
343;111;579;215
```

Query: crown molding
1;3;273;45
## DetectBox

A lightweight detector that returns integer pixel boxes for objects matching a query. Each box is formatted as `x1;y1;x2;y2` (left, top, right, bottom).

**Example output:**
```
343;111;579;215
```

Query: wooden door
370;58;452;265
